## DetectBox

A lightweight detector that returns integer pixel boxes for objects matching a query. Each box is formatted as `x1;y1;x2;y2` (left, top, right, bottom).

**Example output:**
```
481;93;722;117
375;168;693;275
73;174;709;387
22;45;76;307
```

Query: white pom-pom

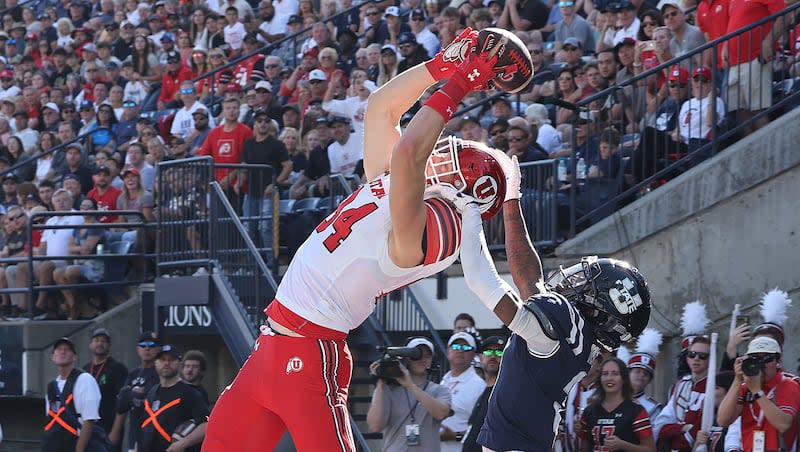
681;300;710;336
616;346;632;363
635;328;663;356
759;288;792;326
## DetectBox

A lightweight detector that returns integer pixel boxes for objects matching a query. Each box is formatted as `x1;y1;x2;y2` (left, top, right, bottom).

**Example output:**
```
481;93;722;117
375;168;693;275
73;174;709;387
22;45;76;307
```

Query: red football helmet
425;136;507;220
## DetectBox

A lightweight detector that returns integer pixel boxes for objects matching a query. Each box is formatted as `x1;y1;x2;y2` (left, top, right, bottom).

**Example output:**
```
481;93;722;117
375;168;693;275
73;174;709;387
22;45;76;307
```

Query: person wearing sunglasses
156;50;193;111
660;1;705;71
718;336;800;452
676;66;725;167
653;335;712;451
109;331;161;449
366;337;452;451
170;81;216;140
440;331;486;450
463;336;507;452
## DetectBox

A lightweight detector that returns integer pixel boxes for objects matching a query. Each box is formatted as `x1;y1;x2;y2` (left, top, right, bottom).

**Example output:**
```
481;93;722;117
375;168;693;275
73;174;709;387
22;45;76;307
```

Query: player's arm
363;65;437;181
503;199;546;300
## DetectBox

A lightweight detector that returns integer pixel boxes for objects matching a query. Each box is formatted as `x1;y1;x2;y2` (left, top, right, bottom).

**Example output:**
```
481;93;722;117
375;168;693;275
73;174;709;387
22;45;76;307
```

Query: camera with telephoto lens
373;346;423;381
741;356;764;377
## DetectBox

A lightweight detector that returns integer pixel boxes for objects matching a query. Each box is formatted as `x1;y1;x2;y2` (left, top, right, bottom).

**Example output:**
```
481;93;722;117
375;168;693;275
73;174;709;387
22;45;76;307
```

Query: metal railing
566;2;800;234
0;210;148;319
155;157;277;274
0;127;109;180
207;182;278;326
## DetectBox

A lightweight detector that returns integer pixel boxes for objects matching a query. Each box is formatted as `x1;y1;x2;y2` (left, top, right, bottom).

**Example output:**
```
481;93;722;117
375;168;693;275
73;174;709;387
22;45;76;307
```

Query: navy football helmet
545;257;651;350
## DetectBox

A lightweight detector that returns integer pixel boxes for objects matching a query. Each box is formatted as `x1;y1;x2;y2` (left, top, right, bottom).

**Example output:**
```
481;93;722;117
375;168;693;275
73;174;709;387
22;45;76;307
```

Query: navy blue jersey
478;292;599;451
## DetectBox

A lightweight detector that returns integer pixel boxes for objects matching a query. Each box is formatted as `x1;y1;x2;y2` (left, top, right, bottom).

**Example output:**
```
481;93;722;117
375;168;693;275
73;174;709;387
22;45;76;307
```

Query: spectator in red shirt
718;336;800;452
696;0;728;68
87;166;121;224
157;51;193;110
723;0;787;135
198;96;252;202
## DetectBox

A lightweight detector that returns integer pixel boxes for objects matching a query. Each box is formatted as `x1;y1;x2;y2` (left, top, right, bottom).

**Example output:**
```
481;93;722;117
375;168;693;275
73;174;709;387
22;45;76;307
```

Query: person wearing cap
407;8;438;58
462;336;507;452
82;328;130;435
43;337;103;451
0;69;20;98
156;50;193;111
60;143;94;195
439;331;486;450
459;115;485;142
139;345;209;451
553;2;595;54
676;66;725;164
397;32;429;74
247;80;281;125
653;335;712;452
377;44;400;86
278;46;320;104
87;165;121;223
718;336;800;452
240;107;290;264
609;0;641;48
170;81;215;140
326;115;361;177
109;332;161;449
188;108;212;155
156;32;177;65
366;337;452;451
488;118;510;150
12;108;39;153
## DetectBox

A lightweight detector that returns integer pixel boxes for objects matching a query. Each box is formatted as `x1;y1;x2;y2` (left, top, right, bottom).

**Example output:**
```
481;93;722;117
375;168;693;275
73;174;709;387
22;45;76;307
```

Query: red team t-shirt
736;370;800;452
199;123;253;182
87;186;122;223
696;0;729;67
725;0;785;66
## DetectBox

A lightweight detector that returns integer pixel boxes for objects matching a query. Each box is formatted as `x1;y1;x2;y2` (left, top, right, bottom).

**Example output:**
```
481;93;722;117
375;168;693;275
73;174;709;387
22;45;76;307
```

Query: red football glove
424;50;499;121
425;27;478;81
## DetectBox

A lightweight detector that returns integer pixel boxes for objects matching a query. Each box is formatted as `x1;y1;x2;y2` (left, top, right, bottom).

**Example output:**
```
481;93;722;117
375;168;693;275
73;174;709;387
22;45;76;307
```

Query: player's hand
603;434;625;450
453;48;499;91
395;362;413;387
696;430;710;447
425;184;477;212
425;27;478;80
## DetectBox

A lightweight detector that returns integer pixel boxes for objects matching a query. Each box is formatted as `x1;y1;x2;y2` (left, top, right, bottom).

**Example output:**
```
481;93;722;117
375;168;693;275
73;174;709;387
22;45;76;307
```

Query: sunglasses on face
490;128;507;136
366;11;379;16
87;68;98;72
529;49;542;55
211;54;223;59
508;136;525;142
138;341;158;348
309;79;324;84
664;10;679;18
749;354;779;364
687;351;709;360
669;82;687;88
180;88;195;94
411;16;425;21
450;343;475;352
693;77;710;83
482;349;504;357
266;64;279;69
63;109;75;113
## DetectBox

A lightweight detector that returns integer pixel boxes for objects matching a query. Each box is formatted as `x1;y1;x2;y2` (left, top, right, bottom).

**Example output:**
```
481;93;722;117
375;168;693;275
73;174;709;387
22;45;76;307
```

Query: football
475;28;534;94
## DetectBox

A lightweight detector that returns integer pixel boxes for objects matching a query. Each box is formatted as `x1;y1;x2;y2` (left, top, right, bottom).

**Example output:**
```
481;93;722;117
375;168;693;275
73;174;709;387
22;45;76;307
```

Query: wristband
422;72;471;121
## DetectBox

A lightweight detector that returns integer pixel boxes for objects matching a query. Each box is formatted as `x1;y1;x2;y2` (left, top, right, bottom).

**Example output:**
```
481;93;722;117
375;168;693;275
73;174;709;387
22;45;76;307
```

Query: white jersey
275;173;462;333
635;393;663;420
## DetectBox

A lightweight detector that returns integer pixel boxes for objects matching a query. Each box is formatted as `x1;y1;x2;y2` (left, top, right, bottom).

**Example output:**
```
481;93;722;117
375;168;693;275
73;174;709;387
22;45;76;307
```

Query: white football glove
425;183;481;213
482;148;522;202
460;203;514;311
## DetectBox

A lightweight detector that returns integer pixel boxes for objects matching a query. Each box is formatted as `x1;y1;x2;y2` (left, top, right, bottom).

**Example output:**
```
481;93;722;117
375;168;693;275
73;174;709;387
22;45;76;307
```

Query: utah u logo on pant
286;357;304;374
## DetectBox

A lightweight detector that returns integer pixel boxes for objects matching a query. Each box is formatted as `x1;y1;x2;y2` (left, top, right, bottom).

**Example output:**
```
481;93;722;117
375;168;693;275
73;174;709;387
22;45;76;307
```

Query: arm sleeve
653;390;677;441
73;373;102;421
507;306;560;355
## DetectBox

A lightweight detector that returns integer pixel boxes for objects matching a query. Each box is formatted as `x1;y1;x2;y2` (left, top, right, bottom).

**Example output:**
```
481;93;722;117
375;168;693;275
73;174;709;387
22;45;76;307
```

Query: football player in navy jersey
441;154;651;451
578;356;655;452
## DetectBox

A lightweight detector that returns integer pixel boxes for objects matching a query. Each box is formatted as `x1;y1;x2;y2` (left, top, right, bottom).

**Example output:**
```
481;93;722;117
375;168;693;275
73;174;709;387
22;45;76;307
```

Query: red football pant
202;333;355;451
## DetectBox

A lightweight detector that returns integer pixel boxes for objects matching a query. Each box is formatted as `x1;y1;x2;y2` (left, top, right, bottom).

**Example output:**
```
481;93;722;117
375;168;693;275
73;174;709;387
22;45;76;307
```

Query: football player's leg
279;339;355;451
203;338;286;451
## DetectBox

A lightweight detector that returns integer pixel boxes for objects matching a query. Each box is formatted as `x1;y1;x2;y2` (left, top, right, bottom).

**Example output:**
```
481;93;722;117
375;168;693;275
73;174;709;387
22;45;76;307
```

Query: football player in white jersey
203;28;534;451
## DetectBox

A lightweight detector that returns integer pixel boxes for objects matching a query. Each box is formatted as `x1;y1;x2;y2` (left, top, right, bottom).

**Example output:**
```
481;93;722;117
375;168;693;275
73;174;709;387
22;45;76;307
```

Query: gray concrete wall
555;108;800;401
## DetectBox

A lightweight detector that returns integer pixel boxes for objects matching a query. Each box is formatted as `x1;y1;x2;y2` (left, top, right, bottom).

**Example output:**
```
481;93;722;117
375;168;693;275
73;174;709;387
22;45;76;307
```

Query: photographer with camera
718;336;800;452
366;337;452;451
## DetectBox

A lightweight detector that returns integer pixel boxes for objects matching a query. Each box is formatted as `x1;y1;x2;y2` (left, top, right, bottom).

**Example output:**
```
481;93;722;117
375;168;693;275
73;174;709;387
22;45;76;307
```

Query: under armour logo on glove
467;69;481;82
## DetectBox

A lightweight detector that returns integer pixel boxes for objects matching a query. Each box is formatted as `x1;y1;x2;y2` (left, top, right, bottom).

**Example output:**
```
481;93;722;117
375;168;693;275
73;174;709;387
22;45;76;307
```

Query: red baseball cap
122;167;140;178
692;66;712;81
225;82;242;93
0;69;13;79
668;65;688;84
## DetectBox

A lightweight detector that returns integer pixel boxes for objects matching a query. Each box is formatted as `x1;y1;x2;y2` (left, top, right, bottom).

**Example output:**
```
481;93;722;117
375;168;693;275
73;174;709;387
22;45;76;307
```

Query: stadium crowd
0;0;796;320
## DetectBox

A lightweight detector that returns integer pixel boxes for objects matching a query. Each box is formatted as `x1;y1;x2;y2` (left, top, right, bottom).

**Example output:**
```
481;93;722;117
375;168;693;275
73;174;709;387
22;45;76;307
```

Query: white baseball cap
384;6;400;17
746;336;781;355
308;69;327;81
255;80;272;92
448;331;477;349
406;337;434;352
